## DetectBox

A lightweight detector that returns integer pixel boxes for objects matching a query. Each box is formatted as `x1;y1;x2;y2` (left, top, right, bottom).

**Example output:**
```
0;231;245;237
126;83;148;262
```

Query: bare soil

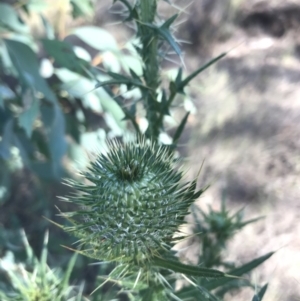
181;1;300;300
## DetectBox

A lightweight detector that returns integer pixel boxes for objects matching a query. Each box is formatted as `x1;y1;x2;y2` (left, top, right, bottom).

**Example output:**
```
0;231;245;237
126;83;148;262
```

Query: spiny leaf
203;252;274;290
95;77;148;91
177;52;227;93
153;257;225;278
143;16;181;57
161;14;178;30
161;89;170;115
129;68;142;82
173;111;190;145
175;68;183;87
252;283;268;301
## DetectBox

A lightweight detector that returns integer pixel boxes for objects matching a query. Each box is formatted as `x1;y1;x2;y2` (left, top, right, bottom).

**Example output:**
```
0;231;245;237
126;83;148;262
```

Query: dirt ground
181;2;300;300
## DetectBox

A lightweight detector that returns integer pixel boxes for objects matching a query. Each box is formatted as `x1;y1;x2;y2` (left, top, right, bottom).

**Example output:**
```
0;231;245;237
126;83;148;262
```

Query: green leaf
13;131;33;165
0;83;15;101
4;39;57;103
176;284;223;301
120;53;143;76
0;3;29;33
161;14;178;29
129;68;142;82
175;68;183;87
141;287;155;301
40;104;67;178
153;257;225;278
173;111;190;145
70;0;93;18
41;38;88;74
72;26;118;51
95;78;147;91
48;105;67;177
0;93;3;109
31;162;63;180
95;69;150;92
147;21;181;57
61;252;78;292
203;252;274;290
115;0;138;21
177;53;226;92
31;130;51;160
65;114;81;144
252;284;268;301
0;119;14;160
56;68;126;130
18;95;39;138
160;89;170;115
40;15;55;39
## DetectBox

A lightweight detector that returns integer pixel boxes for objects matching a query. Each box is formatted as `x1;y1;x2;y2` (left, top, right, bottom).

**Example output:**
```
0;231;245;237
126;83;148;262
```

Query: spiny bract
62;138;203;264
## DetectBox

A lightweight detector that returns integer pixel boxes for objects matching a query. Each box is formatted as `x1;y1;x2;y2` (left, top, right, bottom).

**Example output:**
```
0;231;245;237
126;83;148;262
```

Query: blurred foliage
0;0;136;298
0;230;86;301
0;0;128;184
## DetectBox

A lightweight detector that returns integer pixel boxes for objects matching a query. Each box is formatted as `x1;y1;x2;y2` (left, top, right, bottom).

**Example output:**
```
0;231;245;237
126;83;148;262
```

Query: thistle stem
139;0;161;140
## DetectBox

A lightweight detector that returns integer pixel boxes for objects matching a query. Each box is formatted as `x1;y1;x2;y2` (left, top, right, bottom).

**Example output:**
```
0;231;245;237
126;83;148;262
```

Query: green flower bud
61;138;203;265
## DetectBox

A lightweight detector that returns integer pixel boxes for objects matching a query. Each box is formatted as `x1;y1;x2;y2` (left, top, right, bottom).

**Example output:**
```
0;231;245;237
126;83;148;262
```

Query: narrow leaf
153;257;225;278
40;15;55;39
40;104;67;179
157;26;181;57
40;230;49;288
203;252;274;290
18;95;39;138
178;52;226;91
0;93;4;109
175;68;183;86
0;3;29;33
95;79;148;90
0;119;14;159
161;14;178;29
252;283;268;301
4;39;57;103
41;39;87;74
173;111;190;144
61;252;78;290
129;68;142;82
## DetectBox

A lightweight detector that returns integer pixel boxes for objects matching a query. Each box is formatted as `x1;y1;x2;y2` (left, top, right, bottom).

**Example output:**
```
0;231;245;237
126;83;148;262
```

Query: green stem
139;0;161;140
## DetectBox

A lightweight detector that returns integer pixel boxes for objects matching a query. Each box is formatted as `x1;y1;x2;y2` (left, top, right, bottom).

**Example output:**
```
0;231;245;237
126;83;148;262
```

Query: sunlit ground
186;32;300;300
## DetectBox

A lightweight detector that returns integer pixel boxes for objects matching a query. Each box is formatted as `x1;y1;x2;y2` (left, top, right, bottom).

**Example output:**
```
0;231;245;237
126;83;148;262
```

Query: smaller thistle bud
61;138;203;266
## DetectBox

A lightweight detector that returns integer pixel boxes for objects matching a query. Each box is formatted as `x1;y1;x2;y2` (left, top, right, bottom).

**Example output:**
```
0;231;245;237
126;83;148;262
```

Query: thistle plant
62;139;201;264
57;0;273;300
95;0;226;144
0;230;85;301
60;138;227;299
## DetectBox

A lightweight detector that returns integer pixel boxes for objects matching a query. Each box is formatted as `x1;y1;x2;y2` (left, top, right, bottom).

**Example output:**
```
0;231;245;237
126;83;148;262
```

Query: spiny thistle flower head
62;138;203;265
